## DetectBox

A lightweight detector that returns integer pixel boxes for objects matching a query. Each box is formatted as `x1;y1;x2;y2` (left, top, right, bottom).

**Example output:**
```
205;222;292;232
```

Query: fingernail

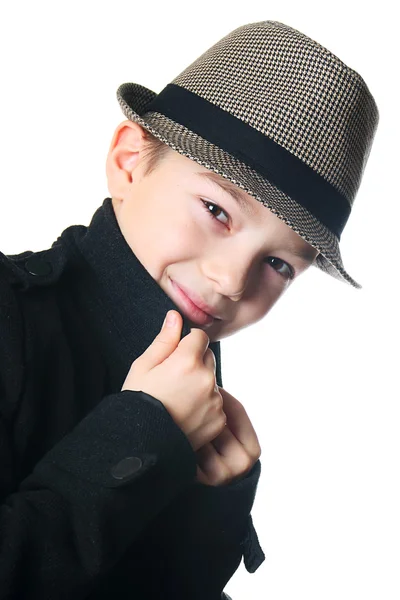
164;311;176;327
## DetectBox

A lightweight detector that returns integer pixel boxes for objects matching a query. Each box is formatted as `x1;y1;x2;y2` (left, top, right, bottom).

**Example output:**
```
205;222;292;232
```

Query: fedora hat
116;20;379;289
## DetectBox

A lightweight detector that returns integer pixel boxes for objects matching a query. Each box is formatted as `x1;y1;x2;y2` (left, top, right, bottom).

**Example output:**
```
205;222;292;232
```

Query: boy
0;20;378;600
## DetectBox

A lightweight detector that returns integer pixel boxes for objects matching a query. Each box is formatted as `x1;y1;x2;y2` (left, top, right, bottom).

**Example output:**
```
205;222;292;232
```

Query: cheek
144;224;202;279
242;300;271;327
154;208;205;258
239;284;284;325
132;201;197;250
157;231;193;259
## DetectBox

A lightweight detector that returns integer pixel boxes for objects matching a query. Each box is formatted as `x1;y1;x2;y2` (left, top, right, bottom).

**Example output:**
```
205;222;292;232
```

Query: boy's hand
195;387;261;486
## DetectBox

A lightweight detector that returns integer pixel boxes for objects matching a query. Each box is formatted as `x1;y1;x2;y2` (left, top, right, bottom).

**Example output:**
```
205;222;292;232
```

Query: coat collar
12;197;265;573
55;197;223;393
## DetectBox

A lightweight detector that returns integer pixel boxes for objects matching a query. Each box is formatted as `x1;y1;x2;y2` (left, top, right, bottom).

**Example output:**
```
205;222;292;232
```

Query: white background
0;2;398;599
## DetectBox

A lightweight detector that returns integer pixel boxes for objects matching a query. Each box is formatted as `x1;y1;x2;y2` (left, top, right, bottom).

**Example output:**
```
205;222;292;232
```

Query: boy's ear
106;121;147;197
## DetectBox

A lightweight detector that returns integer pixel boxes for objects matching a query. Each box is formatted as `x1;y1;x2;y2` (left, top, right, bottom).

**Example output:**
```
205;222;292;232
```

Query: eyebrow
283;240;319;265
195;170;319;265
195;171;256;217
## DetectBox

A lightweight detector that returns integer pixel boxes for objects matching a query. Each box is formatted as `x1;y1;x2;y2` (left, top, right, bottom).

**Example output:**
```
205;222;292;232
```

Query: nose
204;255;252;302
229;289;245;301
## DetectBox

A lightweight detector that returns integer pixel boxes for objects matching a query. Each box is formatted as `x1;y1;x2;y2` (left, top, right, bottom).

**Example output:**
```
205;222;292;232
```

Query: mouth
169;279;220;327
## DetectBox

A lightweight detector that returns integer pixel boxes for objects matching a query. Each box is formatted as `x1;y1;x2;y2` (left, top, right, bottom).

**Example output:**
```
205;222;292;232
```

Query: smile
169;279;216;326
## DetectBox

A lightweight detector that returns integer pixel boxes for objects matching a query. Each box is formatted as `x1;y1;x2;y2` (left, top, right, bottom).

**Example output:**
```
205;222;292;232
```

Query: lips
172;281;221;320
169;279;222;327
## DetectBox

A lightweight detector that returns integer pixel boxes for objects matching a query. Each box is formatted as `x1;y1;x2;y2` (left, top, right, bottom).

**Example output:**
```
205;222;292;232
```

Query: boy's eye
200;199;295;281
265;257;294;280
201;199;229;225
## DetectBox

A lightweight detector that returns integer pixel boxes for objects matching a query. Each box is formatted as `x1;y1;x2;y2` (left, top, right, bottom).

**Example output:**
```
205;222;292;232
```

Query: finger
195;464;209;485
203;347;217;373
140;310;182;368
210;428;256;478
196;443;229;485
178;326;210;361
218;387;261;457
197;436;253;485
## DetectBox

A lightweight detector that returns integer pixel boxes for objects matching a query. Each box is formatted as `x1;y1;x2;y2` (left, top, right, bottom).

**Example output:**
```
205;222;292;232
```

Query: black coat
0;197;265;599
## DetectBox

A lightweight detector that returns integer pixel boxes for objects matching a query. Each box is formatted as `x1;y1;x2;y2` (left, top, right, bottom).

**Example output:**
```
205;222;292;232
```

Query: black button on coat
0;197;265;599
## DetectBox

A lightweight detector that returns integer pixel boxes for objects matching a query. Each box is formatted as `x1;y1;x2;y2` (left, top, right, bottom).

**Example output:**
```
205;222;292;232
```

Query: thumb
141;310;182;369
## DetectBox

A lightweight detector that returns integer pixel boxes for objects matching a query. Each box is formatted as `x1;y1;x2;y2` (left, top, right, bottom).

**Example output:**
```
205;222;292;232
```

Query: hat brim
117;82;362;289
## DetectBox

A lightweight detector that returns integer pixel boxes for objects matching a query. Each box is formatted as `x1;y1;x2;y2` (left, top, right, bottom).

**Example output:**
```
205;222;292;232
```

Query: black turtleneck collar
53;197;223;394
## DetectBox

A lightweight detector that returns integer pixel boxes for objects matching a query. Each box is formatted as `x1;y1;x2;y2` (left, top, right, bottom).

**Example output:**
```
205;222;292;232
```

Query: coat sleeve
0;391;199;599
0;272;199;599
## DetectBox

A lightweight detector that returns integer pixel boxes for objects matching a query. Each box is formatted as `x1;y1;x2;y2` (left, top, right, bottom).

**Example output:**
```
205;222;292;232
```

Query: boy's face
107;121;319;341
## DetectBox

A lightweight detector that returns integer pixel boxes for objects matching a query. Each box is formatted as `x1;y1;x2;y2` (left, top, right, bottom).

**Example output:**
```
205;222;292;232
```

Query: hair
140;128;172;177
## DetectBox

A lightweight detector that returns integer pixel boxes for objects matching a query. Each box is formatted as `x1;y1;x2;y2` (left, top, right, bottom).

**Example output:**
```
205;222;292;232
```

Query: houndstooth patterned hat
116;20;379;289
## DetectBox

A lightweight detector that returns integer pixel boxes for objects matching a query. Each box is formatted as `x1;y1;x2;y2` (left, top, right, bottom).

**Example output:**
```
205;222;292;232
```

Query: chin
198;320;224;343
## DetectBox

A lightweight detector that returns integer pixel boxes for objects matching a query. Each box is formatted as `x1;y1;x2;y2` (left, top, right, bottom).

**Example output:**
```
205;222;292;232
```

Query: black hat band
146;83;351;239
